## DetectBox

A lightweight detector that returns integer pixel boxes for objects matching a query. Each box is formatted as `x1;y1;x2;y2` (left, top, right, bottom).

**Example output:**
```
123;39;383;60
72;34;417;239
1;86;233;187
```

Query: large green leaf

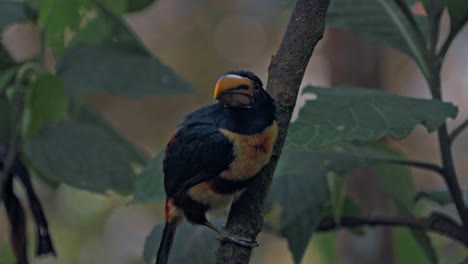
445;0;468;40
25;74;68;136
393;228;435;264
126;0;157;13
56;4;192;98
131;150;165;203
285;86;458;149
143;221;220;264
58;44;191;97
267;134;441;264
326;0;430;76
373;163;438;263
23;121;135;194
38;0;127;58
0;66;18;92
327;172;346;224
71;106;149;166
267;142;402;264
268;152;328;264
0;1;30;32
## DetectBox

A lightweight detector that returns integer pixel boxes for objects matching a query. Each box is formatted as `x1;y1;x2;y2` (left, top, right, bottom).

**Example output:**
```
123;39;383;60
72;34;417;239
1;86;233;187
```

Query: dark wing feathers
163;123;233;197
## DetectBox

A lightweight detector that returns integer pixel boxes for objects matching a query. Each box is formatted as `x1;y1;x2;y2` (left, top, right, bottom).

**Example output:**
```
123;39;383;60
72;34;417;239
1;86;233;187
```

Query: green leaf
327;172;346;225
131;150;165;204
322;196;361;219
39;0;127;58
268;152;328;264
326;0;430;77
126;0;156;12
460;256;468;264
393;228;435;264
0;97;11;145
25;74;68;136
58;44;192;97
286;86;458;149
143;221;220;264
417;189;468;206
311;233;338;264
445;0;468;39
267;141;417;264
23;121;136;194
71;106;149;166
0;242;15;264
0;66;18;92
0;1;30;32
56;4;192;98
373;163;438;263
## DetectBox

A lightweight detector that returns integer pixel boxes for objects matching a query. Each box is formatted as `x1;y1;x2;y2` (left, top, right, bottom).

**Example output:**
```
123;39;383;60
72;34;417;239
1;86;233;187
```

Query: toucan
156;70;277;264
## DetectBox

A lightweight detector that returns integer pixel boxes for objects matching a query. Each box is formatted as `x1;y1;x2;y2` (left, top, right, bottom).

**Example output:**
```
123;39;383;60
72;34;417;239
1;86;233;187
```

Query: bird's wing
163;123;234;197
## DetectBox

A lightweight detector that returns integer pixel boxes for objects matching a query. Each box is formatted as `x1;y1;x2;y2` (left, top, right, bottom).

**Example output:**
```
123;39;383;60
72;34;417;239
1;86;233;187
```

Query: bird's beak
213;74;254;108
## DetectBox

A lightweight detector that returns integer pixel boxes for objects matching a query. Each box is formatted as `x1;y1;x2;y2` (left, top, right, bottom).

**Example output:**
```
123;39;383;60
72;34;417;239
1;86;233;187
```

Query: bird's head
213;70;271;108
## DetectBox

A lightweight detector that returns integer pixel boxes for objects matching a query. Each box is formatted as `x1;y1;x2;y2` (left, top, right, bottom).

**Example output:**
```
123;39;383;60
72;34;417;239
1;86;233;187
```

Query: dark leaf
326;0;430;75
0;66;18;91
38;0;127;58
267;141;420;263
56;2;191;97
0;1;30;32
143;220;220;264
131;150;165;204
23;121;136;194
445;0;468;40
71;105;149;166
373;163;438;263
25;74;68;136
327;172;346;224
268;152;328;264
286;86;458;149
0;97;12;145
58;44;192;97
126;0;157;12
393;228;436;264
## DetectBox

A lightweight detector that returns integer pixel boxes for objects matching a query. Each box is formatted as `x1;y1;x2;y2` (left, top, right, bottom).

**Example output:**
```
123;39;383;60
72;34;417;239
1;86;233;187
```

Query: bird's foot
217;228;259;248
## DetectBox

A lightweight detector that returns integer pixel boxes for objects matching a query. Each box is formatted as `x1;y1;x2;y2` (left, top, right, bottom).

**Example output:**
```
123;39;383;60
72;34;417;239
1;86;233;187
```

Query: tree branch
450;118;468;145
317;213;468;247
215;0;331;263
381;159;443;175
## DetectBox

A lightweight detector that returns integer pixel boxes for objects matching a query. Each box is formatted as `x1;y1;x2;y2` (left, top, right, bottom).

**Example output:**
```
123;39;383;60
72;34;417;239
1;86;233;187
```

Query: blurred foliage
0;0;467;263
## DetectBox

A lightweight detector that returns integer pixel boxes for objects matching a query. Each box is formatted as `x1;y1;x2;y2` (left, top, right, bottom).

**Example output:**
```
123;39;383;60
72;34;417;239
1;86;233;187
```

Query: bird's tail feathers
155;221;178;264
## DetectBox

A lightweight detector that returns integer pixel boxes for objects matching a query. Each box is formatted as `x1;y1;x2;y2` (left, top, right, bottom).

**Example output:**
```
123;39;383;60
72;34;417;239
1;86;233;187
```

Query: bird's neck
218;100;275;135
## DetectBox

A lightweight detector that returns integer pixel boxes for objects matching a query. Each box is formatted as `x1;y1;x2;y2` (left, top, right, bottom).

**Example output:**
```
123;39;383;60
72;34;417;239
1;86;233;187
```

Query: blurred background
1;0;467;263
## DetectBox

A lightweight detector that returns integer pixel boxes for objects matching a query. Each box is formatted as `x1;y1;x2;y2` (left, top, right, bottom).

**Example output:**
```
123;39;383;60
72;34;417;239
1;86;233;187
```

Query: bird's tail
155;221;178;264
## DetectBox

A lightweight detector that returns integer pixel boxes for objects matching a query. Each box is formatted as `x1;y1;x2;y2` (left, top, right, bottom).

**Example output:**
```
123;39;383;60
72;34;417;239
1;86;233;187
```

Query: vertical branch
215;0;331;263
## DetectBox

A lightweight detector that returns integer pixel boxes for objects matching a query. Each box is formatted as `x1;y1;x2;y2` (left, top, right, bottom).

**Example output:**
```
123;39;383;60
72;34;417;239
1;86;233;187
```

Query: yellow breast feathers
219;121;278;181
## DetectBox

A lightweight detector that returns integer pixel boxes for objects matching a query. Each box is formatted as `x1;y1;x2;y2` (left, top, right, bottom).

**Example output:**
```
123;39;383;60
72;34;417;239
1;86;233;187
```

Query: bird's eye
253;84;261;91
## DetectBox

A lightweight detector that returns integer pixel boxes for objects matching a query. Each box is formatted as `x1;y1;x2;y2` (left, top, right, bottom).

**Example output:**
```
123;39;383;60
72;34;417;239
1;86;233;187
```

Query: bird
155;70;278;264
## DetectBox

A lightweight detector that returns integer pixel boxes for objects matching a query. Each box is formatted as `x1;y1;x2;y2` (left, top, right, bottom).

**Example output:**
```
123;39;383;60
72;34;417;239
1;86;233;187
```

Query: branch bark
317;213;468;247
215;0;331;263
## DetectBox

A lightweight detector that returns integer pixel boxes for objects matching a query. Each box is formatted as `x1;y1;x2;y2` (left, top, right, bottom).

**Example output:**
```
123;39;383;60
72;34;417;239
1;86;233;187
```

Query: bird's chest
219;121;278;181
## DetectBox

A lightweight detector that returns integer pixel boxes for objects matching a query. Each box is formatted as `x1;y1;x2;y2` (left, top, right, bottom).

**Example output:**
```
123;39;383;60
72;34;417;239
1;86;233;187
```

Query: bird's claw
216;233;259;248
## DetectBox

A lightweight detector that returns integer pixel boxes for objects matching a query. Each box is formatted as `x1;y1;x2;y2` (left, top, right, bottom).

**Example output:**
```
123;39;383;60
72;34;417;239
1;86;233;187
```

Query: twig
381;159;443;175
215;0;331;263
438;124;468;228
450;119;468;144
317;213;468;247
